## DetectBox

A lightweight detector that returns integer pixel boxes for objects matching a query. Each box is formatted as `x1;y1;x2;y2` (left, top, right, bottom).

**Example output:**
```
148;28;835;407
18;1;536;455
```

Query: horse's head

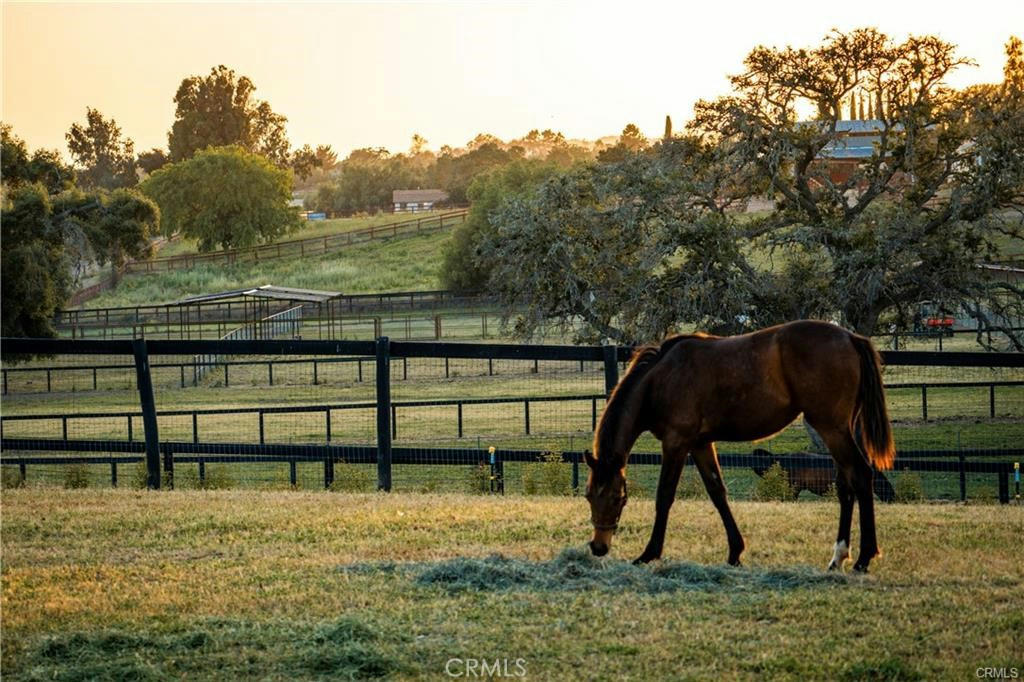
583;451;627;557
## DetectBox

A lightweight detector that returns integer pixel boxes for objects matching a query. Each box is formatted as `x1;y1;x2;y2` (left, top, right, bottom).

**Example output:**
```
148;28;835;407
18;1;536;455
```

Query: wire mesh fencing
1;339;1021;503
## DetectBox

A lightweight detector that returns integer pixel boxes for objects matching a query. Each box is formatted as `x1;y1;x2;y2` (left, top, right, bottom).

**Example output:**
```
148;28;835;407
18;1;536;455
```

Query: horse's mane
592;333;704;474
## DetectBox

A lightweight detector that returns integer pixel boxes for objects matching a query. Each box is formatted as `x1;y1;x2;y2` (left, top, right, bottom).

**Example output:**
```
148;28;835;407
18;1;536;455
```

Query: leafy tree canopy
478;29;1024;349
137;148;170;176
1;183;158;338
596;123;650;163
310;147;422;215
66;108;138;190
168;65;291;165
2;123;75;194
142;145;298;252
440;159;563;293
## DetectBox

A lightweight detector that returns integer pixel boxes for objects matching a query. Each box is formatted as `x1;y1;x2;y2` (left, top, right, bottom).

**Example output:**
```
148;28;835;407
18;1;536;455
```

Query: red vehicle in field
915;301;955;336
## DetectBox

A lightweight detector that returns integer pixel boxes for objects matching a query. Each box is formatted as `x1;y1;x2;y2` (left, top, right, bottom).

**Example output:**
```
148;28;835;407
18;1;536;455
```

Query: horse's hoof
853;563;869;574
827;561;839;571
633;554;657;565
728;558;743;567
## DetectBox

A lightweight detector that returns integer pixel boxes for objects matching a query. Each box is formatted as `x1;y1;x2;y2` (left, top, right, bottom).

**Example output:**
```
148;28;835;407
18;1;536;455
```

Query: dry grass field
1;489;1021;680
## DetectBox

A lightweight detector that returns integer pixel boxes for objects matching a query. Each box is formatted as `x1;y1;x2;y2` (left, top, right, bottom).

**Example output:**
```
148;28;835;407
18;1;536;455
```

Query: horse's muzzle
589;540;609;557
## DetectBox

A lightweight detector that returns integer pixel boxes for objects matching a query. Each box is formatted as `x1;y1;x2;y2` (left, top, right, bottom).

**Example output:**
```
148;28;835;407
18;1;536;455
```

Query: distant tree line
305;128;601;216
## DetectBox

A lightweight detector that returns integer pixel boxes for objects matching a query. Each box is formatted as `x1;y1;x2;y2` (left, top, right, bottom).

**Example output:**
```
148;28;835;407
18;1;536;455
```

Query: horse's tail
851;335;895;471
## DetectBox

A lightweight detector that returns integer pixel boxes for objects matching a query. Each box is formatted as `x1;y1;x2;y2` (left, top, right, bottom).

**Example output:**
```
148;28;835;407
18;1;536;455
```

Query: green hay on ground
22;617;398;682
339;547;850;594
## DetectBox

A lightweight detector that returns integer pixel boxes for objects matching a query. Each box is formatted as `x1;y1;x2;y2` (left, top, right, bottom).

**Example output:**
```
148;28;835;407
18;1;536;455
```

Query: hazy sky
3;1;1022;160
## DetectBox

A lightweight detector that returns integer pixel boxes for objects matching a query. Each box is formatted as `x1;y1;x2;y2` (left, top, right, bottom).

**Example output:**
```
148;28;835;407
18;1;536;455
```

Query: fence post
572;451;581;493
163;444;174;490
603;345;619;396
958;450;967;502
921;386;928;421
990;385;996;418
376;337;393;491
132;338;161;490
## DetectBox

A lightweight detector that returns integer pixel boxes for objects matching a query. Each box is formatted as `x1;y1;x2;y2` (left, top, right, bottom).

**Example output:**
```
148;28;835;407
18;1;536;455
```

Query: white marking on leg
827;540;849;570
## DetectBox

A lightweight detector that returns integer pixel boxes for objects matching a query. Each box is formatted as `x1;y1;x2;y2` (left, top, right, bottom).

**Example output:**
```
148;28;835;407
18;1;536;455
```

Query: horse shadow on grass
338;547;851;595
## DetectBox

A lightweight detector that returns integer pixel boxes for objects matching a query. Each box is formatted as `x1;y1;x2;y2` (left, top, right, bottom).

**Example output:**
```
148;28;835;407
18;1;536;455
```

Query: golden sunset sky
3;1;1022;160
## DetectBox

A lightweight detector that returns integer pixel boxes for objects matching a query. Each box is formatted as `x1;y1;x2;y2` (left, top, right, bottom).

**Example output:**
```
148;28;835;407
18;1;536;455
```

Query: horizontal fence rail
2;337;1021;502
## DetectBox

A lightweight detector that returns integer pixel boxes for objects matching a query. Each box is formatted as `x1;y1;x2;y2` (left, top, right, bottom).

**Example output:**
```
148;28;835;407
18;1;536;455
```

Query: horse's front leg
692;442;745;566
634;441;687;565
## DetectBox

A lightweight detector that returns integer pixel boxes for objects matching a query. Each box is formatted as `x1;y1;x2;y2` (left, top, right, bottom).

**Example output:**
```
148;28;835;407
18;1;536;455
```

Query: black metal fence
1;338;1022;503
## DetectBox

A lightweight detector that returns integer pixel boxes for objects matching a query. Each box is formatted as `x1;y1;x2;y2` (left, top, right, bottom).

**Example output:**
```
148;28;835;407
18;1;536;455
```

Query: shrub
753;462;793;502
467;462;491;495
129;463;150;489
893;468;925;502
63;464;90;489
521;451;571;496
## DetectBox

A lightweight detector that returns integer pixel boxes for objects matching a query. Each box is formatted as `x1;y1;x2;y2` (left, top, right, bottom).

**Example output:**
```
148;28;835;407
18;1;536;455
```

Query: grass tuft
839;657;924;681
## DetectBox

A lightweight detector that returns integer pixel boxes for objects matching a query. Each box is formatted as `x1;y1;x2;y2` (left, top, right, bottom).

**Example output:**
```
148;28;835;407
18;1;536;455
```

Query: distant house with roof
815;119;893;185
393;189;449;213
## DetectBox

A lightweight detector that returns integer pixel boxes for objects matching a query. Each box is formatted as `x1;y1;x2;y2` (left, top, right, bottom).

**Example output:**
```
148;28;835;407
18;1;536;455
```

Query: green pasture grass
152;210;456;260
83;230;451;309
1;490;1021;680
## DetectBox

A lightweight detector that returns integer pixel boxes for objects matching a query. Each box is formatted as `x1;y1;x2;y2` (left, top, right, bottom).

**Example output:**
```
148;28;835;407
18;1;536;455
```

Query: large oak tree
478;30;1024;348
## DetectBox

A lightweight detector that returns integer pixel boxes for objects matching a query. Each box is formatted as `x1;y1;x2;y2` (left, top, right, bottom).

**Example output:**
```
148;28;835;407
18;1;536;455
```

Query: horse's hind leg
827;472;854;571
692;442;745;566
634;439;688;565
815;425;879;572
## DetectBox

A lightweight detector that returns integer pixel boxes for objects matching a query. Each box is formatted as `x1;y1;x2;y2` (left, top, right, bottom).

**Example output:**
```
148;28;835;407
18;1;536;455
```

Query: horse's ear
584;450;596;469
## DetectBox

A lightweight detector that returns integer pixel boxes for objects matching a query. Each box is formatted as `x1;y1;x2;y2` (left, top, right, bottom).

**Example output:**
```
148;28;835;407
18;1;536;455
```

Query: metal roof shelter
171;285;344;340
177;285;342;306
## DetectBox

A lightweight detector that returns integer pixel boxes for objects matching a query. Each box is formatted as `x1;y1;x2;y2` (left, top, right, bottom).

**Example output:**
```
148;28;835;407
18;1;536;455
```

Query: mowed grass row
1;490;1021;680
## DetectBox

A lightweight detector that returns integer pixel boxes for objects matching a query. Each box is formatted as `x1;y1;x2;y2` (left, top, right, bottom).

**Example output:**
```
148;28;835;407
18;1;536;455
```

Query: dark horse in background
750;449;896;502
584;320;895;573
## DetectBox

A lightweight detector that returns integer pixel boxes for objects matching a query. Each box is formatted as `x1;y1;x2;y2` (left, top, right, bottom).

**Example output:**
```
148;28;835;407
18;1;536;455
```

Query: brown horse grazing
584;320;895;573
